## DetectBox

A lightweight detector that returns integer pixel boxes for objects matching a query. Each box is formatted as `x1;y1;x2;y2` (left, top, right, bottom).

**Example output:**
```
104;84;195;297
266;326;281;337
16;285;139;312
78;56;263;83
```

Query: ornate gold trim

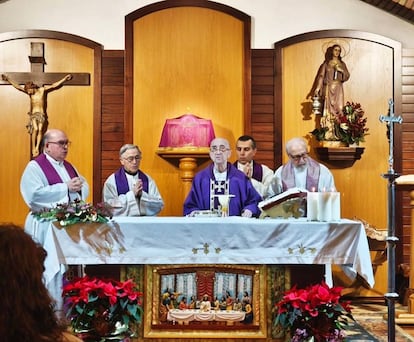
143;264;268;339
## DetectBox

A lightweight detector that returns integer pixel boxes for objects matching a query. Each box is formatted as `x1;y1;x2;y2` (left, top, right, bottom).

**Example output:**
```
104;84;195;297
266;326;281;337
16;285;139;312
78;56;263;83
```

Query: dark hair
0;224;66;341
325;44;342;62
237;135;257;149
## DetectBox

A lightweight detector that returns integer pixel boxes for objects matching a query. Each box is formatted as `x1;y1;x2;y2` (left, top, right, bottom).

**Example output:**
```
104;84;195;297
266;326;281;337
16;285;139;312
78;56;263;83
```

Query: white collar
44;153;64;166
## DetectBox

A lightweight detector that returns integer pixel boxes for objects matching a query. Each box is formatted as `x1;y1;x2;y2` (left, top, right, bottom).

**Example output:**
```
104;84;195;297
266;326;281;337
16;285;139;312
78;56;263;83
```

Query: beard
294;163;307;172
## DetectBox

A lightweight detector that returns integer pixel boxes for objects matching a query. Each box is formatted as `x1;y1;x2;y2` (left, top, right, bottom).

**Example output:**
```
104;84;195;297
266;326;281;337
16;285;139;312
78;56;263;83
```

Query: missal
258;188;307;218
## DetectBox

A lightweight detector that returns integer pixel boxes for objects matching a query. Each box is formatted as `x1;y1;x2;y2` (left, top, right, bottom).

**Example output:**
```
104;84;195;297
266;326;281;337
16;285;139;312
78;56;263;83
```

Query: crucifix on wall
0;42;90;158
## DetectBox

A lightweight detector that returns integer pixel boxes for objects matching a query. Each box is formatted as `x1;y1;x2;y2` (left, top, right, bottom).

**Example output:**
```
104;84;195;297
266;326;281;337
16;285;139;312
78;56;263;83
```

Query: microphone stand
379;99;403;342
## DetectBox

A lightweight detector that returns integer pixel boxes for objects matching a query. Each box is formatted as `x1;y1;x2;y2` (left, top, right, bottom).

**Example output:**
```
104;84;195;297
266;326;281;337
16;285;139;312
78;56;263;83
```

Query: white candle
307;191;319;221
318;191;332;221
331;192;341;221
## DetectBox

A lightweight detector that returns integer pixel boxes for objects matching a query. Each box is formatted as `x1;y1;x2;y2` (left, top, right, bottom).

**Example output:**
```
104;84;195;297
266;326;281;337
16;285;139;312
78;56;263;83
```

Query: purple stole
281;158;320;191
34;153;79;185
114;167;149;195
233;161;263;182
210;163;230;210
251;161;263;182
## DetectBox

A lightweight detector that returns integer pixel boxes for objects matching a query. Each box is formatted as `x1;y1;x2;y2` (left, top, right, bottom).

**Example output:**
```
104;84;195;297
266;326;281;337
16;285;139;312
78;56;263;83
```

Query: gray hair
119;144;141;157
285;137;308;155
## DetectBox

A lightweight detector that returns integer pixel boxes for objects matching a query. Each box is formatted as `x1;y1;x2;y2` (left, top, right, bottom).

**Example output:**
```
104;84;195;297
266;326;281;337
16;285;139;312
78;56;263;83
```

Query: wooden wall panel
279;38;391;232
399;48;414;265
0;33;100;225
127;4;248;216
251;49;275;170
100;50;125;201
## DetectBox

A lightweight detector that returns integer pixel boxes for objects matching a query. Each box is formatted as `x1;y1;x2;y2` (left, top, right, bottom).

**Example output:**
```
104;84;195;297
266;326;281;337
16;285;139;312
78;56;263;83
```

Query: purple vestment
233;160;263;182
34;153;79;185
281;157;320;191
114;167;149;195
183;163;262;217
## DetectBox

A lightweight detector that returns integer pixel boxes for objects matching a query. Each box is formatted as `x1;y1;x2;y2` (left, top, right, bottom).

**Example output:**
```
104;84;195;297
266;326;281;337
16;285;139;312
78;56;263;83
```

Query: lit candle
318;191;332;222
307;189;319;221
331;191;341;221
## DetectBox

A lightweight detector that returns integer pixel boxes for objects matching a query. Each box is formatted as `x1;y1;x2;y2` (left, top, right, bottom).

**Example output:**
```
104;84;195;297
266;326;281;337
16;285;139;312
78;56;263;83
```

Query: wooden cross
0;42;90;86
0;42;90;157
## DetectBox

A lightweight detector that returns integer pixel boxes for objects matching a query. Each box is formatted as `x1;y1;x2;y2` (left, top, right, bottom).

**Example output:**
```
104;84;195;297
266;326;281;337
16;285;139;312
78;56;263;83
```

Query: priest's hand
67;177;83;193
242;164;252;178
133;179;143;198
241;209;253;218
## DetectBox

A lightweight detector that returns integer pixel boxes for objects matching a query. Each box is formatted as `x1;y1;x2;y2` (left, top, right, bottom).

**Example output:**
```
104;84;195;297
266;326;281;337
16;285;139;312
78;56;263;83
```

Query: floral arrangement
274;282;353;342
336;102;369;145
32;199;113;226
63;276;143;341
311;102;368;146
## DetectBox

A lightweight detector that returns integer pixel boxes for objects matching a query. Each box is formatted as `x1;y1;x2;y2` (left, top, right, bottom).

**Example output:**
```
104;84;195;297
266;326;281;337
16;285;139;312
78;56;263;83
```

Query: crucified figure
2;73;72;157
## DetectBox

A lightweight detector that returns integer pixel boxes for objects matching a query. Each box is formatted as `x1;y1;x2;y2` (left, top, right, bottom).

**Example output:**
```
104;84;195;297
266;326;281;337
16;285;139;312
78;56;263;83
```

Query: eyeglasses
48;140;71;147
210;146;230;153
123;155;142;162
289;152;308;161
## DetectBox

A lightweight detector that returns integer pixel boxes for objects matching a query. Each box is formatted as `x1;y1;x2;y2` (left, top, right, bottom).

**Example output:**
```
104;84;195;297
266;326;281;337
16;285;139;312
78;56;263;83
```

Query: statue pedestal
156;148;211;197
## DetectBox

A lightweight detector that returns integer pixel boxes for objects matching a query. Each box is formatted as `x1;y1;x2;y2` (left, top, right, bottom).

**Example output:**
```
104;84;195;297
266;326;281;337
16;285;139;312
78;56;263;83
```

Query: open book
258;188;307;218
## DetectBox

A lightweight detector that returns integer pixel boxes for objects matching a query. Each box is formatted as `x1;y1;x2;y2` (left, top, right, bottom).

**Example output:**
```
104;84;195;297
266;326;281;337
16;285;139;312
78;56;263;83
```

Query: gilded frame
143;264;268;339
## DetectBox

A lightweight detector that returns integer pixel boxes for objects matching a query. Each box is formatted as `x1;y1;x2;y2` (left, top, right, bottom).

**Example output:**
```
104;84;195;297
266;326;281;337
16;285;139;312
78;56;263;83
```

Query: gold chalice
216;194;234;217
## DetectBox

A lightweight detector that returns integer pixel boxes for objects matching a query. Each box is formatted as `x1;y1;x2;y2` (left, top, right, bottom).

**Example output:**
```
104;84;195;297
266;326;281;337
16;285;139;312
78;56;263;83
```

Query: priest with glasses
103;144;164;216
183;137;262;217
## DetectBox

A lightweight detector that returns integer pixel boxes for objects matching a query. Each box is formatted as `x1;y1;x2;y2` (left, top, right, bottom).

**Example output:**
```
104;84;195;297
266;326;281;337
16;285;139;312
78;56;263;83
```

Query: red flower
274;281;353;342
62;276;143;339
336;102;369;145
32;199;113;226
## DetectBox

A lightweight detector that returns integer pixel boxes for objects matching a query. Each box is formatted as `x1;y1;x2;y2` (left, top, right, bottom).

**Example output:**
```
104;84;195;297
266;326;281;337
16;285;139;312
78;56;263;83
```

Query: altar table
37;216;374;309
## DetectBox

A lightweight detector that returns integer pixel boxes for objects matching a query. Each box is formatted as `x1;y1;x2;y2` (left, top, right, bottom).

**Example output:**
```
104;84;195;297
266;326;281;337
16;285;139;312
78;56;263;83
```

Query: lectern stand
156;148;210;197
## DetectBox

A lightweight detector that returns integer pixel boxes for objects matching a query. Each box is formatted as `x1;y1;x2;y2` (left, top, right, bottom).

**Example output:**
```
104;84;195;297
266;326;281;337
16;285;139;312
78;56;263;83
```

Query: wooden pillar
179;157;198;198
408;190;414;305
394;181;414;322
156;150;210;201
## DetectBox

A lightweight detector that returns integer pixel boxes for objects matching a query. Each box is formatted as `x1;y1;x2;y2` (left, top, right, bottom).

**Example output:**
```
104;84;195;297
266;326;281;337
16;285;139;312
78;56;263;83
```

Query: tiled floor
352;302;414;341
396;307;414;339
402;326;414;338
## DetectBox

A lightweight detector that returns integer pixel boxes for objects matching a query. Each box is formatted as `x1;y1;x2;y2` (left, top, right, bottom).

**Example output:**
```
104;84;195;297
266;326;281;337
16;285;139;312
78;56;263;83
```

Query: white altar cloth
167;309;245;323
37;216;374;310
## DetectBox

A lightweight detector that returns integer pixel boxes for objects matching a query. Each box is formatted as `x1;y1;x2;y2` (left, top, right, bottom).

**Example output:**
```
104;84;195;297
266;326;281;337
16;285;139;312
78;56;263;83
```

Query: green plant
310;127;329;142
32;199;113;226
63;276;143;341
311;102;368;145
336;102;369;145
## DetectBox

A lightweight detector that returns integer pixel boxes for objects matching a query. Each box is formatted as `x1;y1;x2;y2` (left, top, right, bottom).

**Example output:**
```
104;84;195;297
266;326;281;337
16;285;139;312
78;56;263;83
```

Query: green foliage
32;199;113;226
274;282;354;341
63;276;143;340
311;102;368;146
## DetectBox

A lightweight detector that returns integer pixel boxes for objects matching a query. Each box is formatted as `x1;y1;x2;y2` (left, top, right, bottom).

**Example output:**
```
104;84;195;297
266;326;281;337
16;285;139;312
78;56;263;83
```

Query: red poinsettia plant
274;281;353;342
63;276;143;341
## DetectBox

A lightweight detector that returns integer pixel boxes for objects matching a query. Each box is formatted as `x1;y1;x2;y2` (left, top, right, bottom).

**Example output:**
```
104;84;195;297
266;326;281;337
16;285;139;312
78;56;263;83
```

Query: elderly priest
183;137;262;218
